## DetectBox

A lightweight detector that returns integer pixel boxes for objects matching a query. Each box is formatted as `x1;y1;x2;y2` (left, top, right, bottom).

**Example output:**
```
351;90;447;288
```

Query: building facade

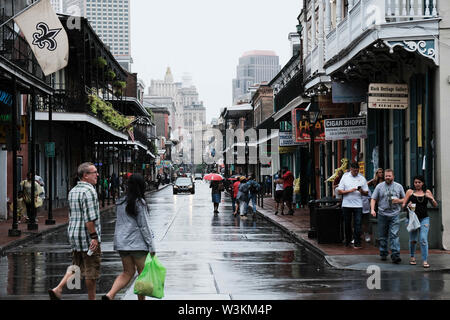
232;50;281;104
60;0;132;71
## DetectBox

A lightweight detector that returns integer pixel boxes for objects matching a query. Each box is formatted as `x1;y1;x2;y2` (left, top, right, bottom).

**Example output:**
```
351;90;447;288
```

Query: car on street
194;173;203;180
173;177;195;194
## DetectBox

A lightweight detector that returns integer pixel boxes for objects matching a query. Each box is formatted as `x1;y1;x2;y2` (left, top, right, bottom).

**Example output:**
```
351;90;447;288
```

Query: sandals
423;262;430;268
409;258;416;265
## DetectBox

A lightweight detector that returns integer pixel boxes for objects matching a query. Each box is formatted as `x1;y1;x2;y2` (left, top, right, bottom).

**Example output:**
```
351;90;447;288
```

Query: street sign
324;117;367;141
368;83;408;109
45;142;55;158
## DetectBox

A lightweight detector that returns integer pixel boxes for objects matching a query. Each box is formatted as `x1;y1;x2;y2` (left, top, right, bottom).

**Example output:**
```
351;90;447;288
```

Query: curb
254;207;334;267
0;185;170;256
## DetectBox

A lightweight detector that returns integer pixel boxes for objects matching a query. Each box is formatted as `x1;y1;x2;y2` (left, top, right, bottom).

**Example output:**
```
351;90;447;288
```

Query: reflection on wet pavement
1;182;450;300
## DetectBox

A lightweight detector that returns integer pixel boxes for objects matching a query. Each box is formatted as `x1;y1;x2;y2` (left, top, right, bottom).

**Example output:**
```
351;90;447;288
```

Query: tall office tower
232;50;280;104
50;0;63;13
62;0;132;71
62;0;85;16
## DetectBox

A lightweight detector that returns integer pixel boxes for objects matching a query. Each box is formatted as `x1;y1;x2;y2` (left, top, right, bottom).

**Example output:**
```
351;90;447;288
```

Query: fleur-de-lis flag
14;0;69;76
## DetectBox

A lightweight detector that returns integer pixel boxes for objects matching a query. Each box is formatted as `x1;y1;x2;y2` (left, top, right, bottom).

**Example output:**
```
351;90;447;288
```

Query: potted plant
106;69;116;81
96;57;107;69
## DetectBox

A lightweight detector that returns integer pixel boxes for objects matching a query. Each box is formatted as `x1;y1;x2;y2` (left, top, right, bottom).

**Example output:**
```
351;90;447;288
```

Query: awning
272;96;310;122
224;103;253;118
36;112;128;140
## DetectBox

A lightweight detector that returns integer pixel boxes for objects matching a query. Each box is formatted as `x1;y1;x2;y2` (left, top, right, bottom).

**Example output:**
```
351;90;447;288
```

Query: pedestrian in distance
281;167;295;215
402;175;438;268
103;173;156;300
337;162;369;249
370;169;405;263
210;177;224;214
19;172;42;223
48;162;101;300
361;189;372;243
265;175;272;195
232;178;241;216
274;176;284;215
368;168;384;190
236;176;249;218
246;174;260;215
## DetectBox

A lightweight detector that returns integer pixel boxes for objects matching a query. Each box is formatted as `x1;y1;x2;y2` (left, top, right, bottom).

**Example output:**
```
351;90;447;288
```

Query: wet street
1;181;450;300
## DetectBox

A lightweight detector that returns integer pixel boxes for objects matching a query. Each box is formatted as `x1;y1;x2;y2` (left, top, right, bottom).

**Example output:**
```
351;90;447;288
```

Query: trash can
309;198;343;244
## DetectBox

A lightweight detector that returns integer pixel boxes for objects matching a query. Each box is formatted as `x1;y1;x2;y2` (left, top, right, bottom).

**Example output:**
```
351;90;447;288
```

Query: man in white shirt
337;162;369;248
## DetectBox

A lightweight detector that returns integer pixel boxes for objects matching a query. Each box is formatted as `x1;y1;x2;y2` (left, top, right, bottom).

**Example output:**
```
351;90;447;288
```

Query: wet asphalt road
1;181;450;300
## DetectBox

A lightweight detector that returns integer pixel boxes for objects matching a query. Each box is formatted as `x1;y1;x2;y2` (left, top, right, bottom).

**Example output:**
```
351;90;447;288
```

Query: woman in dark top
210;179;223;214
402;175;438;268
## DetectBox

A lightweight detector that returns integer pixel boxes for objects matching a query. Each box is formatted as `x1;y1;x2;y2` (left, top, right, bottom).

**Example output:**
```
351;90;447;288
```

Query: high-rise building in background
60;0;132;71
50;0;63;13
232;50;280;104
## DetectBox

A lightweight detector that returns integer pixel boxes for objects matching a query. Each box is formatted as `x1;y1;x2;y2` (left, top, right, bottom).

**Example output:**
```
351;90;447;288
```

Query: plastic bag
134;254;166;298
406;208;421;232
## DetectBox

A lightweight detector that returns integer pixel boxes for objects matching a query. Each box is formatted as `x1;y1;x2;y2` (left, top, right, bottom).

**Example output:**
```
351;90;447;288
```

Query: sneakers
365;233;371;243
351;239;355;244
392;256;402;264
353;243;362;249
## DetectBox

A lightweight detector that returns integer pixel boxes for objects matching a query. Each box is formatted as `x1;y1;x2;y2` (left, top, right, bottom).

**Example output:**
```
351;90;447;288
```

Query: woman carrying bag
402;175;438;268
103;173;155;300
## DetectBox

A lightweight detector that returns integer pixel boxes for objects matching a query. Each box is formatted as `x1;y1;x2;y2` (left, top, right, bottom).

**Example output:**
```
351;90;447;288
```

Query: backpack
217;181;224;191
249;182;259;194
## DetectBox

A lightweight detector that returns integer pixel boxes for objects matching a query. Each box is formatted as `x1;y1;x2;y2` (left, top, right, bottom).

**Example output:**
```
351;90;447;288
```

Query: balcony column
336;0;342;25
325;0;331;35
302;19;309;59
318;0;325;72
311;0;317;48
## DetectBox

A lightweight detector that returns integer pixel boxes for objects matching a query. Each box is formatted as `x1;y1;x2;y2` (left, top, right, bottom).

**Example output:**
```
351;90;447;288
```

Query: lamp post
306;99;320;238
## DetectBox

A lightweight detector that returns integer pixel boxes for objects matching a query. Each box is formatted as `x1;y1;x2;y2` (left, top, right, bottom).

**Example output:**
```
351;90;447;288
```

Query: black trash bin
315;198;343;244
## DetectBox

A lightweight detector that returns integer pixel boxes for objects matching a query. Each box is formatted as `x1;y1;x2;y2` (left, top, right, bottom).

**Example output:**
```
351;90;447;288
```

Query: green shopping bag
133;253;166;298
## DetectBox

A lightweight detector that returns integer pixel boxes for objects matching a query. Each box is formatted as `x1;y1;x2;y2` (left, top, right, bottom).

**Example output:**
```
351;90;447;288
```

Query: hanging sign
279;131;304;147
319;92;347;115
292;108;325;143
324;117;367;141
368;83;408;109
45;142;55;158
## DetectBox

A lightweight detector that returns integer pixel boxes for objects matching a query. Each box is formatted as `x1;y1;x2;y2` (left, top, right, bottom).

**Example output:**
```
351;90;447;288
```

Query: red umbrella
203;173;224;181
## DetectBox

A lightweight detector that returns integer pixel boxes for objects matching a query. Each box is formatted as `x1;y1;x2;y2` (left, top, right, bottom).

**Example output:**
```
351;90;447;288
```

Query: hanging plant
88;93;131;130
96;57;107;69
113;80;126;89
106;69;116;80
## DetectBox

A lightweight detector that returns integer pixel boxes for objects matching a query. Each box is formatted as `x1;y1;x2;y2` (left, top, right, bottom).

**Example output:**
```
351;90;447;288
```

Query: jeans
249;193;257;213
409;217;430;262
342;207;362;246
377;214;401;258
231;197;236;213
239;201;248;216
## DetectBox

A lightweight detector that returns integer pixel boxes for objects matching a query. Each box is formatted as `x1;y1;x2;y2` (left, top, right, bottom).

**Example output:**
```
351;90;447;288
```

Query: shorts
72;247;101;280
275;190;284;203
212;193;221;203
283;186;293;202
118;250;148;259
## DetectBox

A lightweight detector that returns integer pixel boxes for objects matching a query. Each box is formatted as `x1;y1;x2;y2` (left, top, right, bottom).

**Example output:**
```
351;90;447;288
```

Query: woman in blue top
402;175;438;268
103;174;155;300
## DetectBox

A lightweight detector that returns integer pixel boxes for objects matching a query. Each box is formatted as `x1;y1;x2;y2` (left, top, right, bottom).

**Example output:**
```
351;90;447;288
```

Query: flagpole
0;0;43;29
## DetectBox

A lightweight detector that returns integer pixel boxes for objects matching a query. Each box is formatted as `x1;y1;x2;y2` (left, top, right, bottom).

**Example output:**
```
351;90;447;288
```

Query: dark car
173;177;195;194
194;173;203;180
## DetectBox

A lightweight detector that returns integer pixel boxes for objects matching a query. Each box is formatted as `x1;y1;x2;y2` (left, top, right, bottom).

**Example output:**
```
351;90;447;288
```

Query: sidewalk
255;196;450;272
0;183;170;256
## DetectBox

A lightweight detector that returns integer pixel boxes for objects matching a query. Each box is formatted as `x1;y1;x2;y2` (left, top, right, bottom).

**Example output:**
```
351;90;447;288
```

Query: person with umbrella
205;172;224;214
236;176;250;218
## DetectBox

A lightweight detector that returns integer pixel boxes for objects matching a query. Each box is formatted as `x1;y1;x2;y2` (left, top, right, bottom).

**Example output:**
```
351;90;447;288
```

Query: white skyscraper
50;0;63;13
61;0;132;71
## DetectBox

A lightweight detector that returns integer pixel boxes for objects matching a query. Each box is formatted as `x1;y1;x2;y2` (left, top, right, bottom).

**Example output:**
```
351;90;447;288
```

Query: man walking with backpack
246;174;260;215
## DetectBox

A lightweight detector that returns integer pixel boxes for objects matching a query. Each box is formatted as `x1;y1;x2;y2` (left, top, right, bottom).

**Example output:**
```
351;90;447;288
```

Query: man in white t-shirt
337;162;369;248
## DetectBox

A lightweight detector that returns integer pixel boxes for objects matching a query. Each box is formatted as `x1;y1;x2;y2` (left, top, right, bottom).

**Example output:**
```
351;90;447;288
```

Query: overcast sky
130;0;301;123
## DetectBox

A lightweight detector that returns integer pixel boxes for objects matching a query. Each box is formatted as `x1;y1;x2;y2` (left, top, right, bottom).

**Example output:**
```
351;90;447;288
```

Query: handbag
406;208;421;232
134;253;166;298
